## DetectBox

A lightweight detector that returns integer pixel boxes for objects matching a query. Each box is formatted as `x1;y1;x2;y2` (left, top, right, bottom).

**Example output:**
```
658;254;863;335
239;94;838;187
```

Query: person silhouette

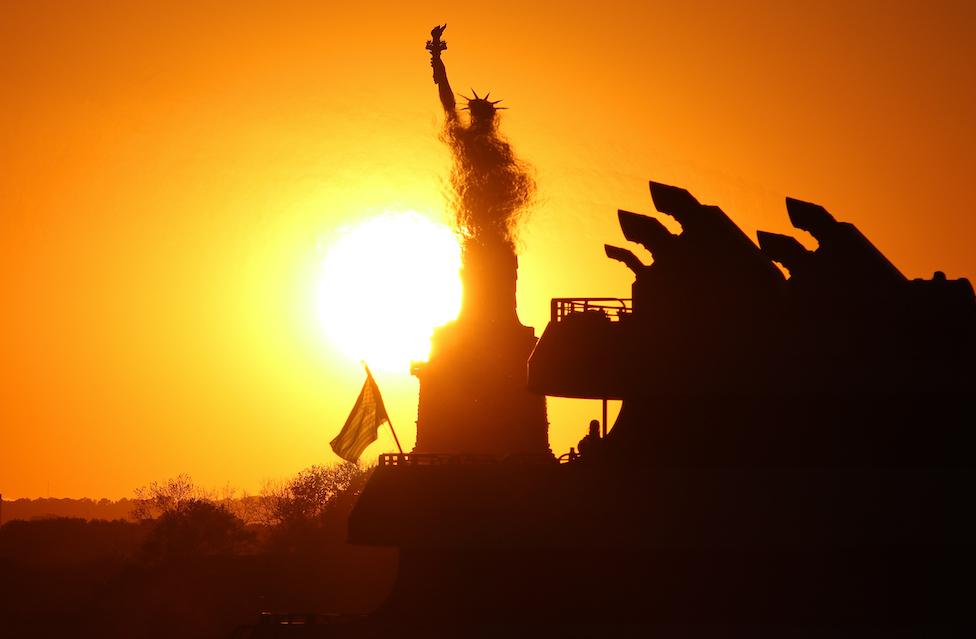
578;419;601;459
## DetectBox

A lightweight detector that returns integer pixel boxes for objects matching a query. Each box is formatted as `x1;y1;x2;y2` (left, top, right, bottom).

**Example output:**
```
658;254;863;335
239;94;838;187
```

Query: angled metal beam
756;230;813;274
604;244;646;273
618;209;677;256
785;197;836;239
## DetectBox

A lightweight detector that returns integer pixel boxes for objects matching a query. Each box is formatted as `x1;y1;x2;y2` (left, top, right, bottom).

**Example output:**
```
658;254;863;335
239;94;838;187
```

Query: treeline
1;496;138;523
0;463;372;563
0;463;394;638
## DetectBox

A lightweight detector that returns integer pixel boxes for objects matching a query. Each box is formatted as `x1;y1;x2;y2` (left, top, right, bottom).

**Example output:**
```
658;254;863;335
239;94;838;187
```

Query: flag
330;365;390;463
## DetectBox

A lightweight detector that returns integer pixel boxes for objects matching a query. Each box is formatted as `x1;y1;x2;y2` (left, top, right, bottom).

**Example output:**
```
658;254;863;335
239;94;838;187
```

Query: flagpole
386;414;405;455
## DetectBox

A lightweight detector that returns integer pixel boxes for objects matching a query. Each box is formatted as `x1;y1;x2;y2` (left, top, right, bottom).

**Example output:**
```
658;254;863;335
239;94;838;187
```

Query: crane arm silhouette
427;24;458;121
605;245;647;274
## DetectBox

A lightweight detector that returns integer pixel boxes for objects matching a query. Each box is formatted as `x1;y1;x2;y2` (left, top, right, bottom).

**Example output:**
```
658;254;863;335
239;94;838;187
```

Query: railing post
602;398;608;438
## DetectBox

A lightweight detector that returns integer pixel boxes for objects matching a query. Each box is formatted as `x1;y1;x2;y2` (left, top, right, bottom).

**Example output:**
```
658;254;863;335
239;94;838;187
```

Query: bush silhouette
141;498;252;561
261;463;370;550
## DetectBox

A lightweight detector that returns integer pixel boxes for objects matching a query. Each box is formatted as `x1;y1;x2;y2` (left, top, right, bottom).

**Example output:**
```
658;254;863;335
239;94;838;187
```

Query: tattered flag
330;366;390;463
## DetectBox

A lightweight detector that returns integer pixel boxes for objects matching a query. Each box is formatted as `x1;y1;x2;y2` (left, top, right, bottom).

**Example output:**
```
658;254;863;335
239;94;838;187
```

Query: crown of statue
459;89;507;117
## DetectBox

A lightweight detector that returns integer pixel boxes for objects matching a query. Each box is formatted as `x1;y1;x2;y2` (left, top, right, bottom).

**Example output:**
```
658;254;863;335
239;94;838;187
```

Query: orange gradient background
2;1;974;497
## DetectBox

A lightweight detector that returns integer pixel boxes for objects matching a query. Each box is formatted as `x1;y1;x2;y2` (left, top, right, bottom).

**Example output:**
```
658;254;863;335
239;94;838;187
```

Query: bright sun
317;211;462;373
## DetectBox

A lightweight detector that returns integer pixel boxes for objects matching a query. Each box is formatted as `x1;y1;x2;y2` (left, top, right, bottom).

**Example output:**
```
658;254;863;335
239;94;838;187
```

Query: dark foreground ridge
348;181;975;634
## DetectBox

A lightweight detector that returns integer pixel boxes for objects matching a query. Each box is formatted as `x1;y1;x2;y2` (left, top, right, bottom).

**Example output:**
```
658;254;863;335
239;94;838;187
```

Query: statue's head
461;90;505;127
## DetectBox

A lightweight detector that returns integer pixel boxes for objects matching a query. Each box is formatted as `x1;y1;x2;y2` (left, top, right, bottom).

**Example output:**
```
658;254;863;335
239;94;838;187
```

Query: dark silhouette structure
413;25;548;456
348;27;976;633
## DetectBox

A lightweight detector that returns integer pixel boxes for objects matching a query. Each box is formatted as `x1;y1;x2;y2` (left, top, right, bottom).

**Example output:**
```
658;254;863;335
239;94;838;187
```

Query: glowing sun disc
317;211;462;372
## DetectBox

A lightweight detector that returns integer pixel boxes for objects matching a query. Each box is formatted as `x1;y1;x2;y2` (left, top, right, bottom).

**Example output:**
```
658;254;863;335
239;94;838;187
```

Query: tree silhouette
140;499;251;561
261;463;370;550
131;473;198;521
131;474;252;561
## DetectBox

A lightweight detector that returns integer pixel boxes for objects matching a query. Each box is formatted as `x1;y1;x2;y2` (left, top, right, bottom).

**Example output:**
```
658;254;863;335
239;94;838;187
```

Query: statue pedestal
412;242;550;456
413;318;549;456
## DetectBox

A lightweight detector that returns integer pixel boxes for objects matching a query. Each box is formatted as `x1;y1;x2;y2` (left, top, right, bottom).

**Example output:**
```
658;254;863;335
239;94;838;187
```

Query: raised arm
426;24;457;119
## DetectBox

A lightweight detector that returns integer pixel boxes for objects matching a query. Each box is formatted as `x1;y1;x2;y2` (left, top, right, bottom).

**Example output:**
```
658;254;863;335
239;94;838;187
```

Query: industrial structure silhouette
350;180;974;631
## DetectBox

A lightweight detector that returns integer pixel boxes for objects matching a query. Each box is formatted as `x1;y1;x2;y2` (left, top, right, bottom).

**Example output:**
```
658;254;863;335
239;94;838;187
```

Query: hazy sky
2;1;974;498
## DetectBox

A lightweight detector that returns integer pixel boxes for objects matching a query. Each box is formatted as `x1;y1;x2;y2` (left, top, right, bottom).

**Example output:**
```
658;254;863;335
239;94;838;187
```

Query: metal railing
378;452;556;467
557;450;578;464
550;298;632;323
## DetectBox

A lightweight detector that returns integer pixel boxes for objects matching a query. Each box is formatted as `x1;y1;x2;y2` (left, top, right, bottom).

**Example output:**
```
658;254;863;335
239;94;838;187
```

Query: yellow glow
317;212;462;373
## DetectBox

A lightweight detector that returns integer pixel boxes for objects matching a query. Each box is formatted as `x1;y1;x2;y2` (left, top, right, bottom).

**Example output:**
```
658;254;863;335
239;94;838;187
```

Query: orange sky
2;1;974;498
